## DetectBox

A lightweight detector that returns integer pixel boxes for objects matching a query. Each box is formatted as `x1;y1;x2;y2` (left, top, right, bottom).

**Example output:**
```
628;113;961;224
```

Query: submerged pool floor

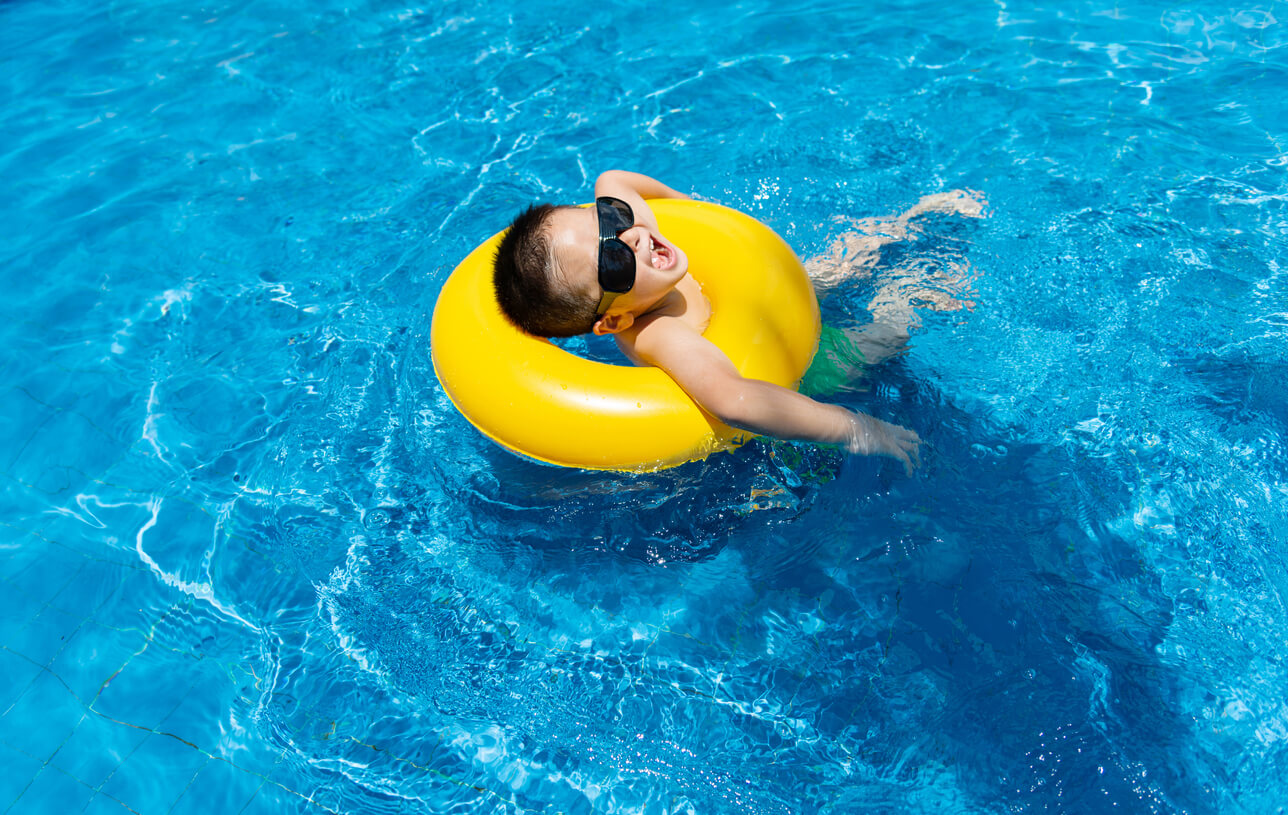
2;0;1286;812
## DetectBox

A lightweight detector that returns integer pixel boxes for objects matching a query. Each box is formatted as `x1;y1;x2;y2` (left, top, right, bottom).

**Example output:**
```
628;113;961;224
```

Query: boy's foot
902;189;989;221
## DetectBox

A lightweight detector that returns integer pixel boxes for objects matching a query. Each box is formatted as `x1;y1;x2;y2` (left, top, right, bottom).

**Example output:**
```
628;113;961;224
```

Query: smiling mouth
649;236;676;270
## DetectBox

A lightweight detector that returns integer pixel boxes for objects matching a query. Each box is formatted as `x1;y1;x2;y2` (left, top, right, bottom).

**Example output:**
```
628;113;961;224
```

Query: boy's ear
592;311;634;336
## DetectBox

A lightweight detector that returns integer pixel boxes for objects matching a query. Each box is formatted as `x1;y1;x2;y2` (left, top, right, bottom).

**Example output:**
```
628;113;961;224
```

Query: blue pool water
3;0;1286;812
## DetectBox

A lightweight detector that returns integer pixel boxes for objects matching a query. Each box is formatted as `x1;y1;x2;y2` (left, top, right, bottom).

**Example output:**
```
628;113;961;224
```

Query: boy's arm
629;318;921;474
595;170;691;202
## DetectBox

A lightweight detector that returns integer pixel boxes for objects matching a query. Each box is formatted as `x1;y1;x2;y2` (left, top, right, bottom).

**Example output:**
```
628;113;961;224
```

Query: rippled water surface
3;0;1286;812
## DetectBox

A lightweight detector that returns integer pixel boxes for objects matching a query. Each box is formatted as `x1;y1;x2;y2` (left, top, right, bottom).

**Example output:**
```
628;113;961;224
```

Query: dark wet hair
492;204;598;338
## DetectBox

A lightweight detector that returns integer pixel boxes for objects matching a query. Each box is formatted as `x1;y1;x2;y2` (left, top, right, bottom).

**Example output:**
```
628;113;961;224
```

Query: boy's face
548;205;689;328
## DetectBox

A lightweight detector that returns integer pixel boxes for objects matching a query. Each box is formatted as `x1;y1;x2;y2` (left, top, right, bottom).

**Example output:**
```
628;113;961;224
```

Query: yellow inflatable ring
431;199;821;471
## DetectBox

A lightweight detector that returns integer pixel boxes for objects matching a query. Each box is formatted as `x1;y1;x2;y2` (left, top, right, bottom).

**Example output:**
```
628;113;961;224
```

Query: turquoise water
3;0;1286;812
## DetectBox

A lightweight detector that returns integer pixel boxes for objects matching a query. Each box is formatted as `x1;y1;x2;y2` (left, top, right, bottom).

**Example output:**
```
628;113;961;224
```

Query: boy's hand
846;413;922;475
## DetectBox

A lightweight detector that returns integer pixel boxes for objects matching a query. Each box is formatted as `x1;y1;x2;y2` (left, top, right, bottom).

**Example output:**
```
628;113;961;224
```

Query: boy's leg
806;189;987;287
799;320;919;396
804;190;986;393
809;257;976;394
804;222;903;284
867;257;977;329
838;321;913;369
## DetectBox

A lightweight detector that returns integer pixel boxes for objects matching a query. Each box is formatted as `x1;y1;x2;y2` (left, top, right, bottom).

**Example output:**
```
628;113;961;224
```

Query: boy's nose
615;225;639;248
621;225;648;250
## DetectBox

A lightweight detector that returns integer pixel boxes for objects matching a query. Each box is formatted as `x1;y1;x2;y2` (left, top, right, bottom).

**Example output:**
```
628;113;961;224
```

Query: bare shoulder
621;314;741;391
627;312;701;359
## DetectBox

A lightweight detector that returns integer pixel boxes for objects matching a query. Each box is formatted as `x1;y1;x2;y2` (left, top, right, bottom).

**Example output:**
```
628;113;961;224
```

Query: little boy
492;170;982;475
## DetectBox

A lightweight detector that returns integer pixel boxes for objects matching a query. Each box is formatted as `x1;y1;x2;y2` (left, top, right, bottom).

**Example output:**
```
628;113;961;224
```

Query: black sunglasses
594;196;636;315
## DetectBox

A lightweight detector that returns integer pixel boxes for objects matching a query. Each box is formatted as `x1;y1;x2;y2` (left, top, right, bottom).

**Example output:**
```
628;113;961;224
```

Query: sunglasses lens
597;197;633;233
599;240;635;292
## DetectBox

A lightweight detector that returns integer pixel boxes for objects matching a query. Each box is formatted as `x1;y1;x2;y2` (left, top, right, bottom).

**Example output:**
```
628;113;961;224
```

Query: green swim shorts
797;326;867;398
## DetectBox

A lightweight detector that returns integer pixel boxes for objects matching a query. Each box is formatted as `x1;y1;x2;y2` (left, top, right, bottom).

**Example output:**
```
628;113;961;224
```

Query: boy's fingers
900;436;921;474
884;442;913;476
